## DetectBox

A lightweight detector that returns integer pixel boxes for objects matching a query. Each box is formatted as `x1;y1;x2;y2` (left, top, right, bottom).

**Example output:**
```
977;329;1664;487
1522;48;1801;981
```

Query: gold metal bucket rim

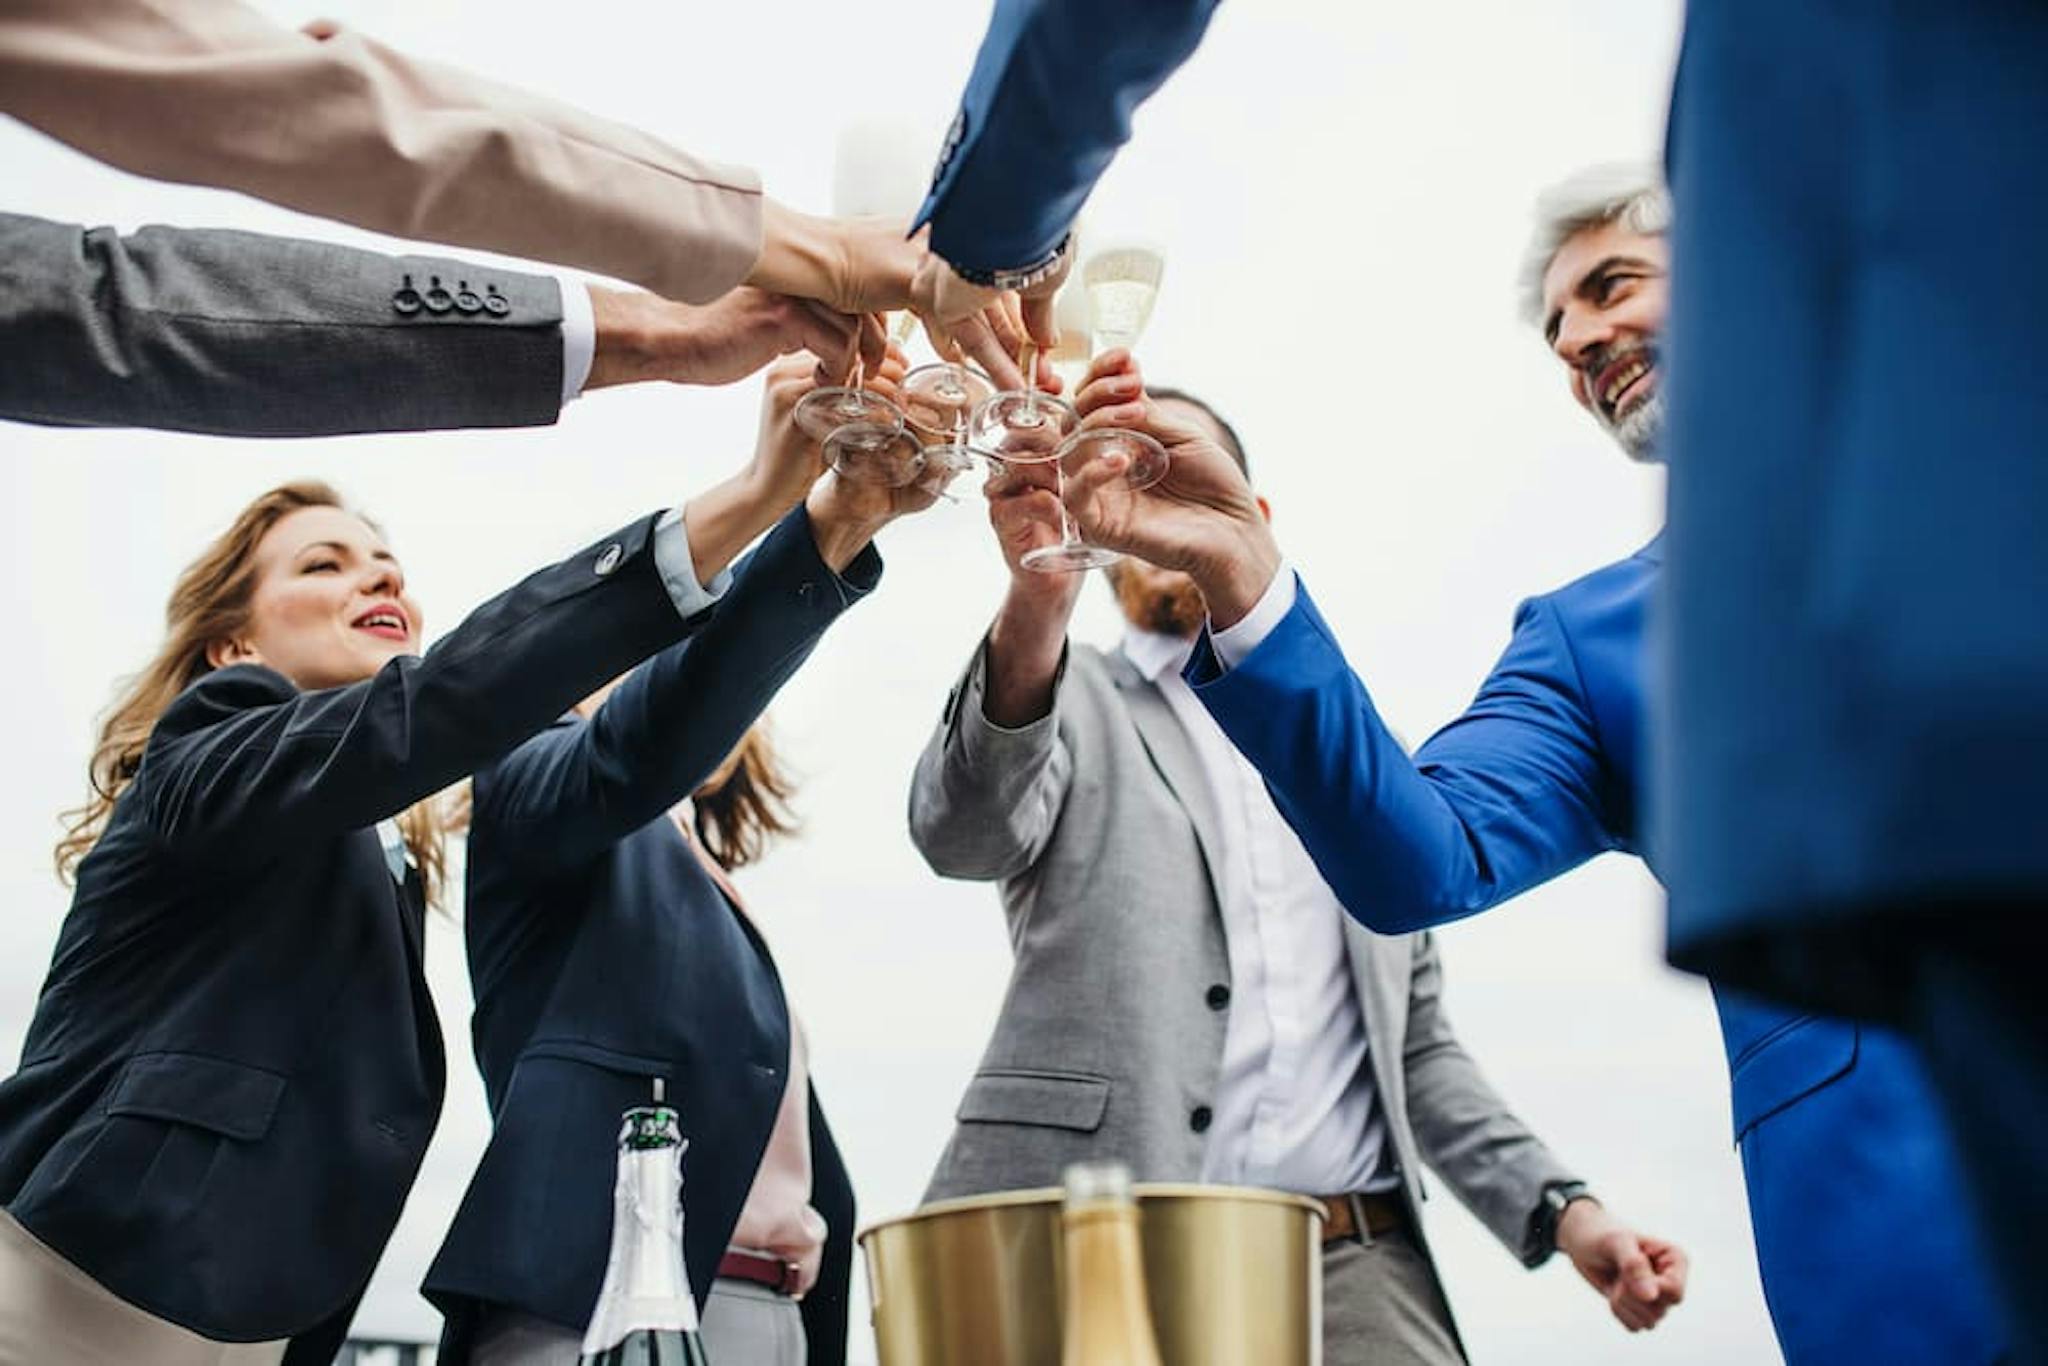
857;1181;1327;1245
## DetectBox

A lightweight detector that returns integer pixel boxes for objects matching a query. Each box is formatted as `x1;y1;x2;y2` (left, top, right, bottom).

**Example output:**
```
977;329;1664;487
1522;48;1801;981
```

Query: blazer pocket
522;1038;675;1078
1728;1016;1860;1143
103;1052;287;1142
957;1069;1110;1133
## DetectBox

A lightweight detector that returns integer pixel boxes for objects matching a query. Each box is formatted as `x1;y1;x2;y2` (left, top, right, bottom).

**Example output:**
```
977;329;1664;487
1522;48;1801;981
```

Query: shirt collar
1121;627;1199;683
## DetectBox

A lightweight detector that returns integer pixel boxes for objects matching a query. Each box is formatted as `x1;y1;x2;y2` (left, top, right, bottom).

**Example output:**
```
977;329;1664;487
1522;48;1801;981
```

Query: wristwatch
1533;1180;1598;1255
952;232;1073;291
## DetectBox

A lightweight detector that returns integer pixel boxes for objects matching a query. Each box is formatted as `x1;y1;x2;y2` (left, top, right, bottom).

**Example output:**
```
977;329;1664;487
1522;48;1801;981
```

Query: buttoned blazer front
1185;543;2006;1365
0;514;703;1364
425;509;879;1366
0;0;762;305
907;638;1577;1269
0;211;569;436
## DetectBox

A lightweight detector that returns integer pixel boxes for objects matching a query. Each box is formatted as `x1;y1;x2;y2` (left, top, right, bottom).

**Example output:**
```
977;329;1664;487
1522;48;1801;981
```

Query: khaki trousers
0;1210;286;1366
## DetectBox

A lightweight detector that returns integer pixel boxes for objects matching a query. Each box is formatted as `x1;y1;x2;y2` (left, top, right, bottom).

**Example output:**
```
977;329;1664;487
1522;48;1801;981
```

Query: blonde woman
0;362;848;1364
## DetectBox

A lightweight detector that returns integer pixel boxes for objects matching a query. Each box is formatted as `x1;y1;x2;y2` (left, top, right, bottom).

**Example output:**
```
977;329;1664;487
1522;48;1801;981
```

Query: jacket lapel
1109;652;1230;913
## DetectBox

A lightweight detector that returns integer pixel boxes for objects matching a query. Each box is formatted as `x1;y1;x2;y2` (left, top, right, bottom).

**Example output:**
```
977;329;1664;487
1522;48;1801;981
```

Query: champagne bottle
1059;1162;1165;1366
580;1080;711;1366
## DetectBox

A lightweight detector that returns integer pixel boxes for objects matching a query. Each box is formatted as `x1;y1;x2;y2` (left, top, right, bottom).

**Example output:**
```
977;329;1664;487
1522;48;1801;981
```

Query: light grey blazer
0;211;565;436
908;639;1579;1267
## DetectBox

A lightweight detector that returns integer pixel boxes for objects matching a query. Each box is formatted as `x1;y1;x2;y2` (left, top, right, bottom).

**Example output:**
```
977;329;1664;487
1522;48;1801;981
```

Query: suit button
483;285;511;317
454;280;483;314
391;273;423;315
594;543;623;576
423;275;454;313
1206;984;1230;1011
1190;1105;1213;1134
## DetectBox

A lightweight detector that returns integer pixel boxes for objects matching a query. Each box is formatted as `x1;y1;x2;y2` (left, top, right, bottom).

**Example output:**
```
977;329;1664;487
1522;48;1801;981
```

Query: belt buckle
778;1257;803;1297
1348;1192;1375;1248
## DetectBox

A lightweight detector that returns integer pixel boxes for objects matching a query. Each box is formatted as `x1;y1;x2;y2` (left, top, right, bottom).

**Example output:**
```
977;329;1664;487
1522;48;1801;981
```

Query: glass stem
1055;462;1081;548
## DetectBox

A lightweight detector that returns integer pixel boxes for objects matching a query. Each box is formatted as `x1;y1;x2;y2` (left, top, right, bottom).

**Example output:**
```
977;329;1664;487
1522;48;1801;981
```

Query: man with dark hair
907;389;1686;1365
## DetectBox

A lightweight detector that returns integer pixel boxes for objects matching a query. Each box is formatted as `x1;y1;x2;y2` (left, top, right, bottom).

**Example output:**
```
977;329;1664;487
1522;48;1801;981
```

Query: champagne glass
900;362;996;498
834;118;938;355
1083;240;1165;353
987;240;1171;572
794;119;942;456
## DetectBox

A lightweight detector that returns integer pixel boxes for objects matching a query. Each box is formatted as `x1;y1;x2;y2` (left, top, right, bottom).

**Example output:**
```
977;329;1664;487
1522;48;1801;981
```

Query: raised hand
1059;351;1279;626
586;286;884;392
909;233;1066;390
1555;1200;1690;1333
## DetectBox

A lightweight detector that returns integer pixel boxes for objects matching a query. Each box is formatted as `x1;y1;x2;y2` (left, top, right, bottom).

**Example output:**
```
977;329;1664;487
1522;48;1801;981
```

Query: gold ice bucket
858;1183;1324;1365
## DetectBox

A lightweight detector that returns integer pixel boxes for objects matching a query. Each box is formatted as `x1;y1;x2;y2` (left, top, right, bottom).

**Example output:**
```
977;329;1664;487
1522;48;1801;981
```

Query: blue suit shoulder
1518;536;1662;634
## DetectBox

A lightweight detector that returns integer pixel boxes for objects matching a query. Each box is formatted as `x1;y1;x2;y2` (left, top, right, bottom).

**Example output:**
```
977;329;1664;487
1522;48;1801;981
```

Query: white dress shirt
1122;627;1394;1196
554;275;597;407
1209;563;1299;670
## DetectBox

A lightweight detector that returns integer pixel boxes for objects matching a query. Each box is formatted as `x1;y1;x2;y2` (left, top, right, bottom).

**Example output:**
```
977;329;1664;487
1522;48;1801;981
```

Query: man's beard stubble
1607;388;1666;463
1108;563;1209;639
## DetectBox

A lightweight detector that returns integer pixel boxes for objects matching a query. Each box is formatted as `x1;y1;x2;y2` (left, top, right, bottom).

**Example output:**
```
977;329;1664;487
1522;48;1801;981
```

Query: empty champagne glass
900;362;996;499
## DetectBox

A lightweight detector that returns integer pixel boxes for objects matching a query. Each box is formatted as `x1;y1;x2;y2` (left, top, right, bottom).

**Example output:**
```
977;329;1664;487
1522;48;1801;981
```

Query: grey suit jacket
0;212;564;436
908;639;1579;1267
0;0;761;304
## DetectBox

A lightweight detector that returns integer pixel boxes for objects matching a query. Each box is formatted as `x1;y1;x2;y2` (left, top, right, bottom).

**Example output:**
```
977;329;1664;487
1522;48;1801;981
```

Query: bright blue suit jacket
1660;0;2048;1016
1186;545;2006;1364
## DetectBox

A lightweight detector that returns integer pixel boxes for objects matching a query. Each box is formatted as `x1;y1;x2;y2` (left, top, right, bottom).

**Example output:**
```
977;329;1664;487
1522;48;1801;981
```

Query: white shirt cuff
1209;563;1297;671
652;506;732;620
557;276;596;405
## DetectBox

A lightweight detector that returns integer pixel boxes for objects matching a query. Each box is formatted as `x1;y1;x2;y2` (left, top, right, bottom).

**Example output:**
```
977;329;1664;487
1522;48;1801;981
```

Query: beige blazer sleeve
0;0;763;304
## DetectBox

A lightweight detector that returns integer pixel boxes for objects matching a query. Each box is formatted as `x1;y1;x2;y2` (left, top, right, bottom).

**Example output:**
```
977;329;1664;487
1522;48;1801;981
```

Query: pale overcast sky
0;1;1783;1361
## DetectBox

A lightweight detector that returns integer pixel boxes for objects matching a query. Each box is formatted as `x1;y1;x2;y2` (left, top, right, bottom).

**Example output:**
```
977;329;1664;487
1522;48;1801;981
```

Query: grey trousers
0;1210;287;1366
473;1277;806;1366
1323;1227;1466;1366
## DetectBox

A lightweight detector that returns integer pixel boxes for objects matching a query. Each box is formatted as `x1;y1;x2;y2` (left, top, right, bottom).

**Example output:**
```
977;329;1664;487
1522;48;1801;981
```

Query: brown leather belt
1315;1191;1408;1244
717;1248;803;1296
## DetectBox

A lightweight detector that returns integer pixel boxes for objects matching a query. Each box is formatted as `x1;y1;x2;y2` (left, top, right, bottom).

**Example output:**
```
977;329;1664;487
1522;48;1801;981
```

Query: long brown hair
693;722;800;871
54;481;453;904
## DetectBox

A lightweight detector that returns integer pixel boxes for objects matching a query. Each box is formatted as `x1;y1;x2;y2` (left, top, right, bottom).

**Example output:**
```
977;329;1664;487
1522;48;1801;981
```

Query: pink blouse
678;813;826;1295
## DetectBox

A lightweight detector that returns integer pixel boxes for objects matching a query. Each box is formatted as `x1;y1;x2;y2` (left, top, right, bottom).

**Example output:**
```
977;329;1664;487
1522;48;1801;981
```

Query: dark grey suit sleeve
1400;933;1583;1266
0;211;565;436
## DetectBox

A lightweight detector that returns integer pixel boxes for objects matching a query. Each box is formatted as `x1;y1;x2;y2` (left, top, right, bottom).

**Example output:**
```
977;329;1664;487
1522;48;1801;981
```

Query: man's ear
1256;495;1273;525
205;637;257;670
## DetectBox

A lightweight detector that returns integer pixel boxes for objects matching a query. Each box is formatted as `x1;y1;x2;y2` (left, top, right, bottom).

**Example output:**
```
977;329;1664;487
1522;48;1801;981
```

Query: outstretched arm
0;213;874;437
1059;352;1622;932
0;0;921;312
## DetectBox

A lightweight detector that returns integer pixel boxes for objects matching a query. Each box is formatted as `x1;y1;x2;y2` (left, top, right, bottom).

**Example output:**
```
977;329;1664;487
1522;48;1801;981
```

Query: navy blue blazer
1660;0;2048;1017
913;0;1220;275
1184;546;2006;1364
0;515;703;1363
425;507;878;1366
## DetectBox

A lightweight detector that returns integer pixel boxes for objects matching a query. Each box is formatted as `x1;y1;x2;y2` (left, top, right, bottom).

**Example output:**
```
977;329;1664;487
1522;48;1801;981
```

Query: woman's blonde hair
693;722;800;871
54;480;452;904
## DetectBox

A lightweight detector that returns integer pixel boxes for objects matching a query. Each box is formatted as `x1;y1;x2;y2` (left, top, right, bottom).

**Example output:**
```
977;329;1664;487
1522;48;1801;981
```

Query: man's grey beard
1603;388;1666;463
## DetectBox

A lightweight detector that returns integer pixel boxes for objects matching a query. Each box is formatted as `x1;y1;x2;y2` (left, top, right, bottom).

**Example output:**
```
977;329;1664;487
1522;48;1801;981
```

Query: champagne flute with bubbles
982;239;1170;572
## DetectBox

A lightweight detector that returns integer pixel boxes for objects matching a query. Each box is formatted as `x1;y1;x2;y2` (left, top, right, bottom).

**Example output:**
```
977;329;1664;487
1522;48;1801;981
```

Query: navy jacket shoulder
0;512;696;1357
916;0;1220;273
